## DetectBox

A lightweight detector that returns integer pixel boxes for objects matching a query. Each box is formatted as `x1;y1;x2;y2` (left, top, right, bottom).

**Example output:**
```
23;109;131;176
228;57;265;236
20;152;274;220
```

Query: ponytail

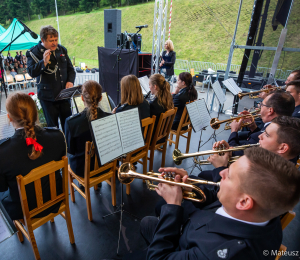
6;92;41;160
178;72;197;101
81;80;102;121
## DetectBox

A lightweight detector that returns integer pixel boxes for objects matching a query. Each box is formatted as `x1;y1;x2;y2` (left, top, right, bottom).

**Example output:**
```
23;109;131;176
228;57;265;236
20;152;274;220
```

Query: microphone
135;25;148;29
18;20;38;39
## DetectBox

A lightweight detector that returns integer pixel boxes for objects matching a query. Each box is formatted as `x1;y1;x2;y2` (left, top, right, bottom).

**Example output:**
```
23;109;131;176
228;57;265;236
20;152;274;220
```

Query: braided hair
81;80;102;121
178;72;197;101
149;74;174;110
6;92;41;160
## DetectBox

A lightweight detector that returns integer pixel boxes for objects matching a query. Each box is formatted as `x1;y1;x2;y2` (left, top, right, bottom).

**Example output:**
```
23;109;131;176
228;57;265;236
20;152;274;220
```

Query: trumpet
193;156;240;165
118;163;220;203
210;113;261;130
172;143;260;165
237;85;284;100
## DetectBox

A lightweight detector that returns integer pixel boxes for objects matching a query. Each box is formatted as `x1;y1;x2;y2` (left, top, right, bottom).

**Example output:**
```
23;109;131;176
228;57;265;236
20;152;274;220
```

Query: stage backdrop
98;47;139;105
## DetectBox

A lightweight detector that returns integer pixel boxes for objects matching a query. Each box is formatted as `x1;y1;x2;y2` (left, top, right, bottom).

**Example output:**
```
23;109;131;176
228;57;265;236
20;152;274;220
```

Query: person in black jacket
65;80;111;178
132;148;300;260
286;80;300;118
112;75;150;121
26;25;75;132
148;74;174;143
172;72;197;130
0;93;65;221
159;40;176;81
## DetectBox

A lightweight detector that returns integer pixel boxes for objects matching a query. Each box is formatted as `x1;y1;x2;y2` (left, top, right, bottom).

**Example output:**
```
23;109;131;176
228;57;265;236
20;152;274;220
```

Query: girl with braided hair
0;92;65;220
149;74;174;143
172;72;197;130
65;80;111;179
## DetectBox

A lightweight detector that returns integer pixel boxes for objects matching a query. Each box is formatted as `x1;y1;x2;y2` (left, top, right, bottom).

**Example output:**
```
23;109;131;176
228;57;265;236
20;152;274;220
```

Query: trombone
210;113;261;130
172;143;260;165
237;85;284;100
118;163;220;203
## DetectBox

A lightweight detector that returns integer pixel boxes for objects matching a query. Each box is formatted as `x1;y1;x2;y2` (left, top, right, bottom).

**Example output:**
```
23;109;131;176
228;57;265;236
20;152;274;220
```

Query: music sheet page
228;78;242;94
91;115;123;165
186;102;203;132
0;114;14;140
138;76;150;94
99;92;112;113
212;81;226;105
116;108;145;154
196;99;211;128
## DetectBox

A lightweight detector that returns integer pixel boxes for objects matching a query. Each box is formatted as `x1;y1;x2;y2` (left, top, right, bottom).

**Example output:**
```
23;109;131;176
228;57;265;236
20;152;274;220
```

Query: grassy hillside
3;0;300;69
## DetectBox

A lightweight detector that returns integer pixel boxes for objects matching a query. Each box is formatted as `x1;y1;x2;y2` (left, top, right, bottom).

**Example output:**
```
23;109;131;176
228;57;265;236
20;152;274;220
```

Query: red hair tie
26;138;43;152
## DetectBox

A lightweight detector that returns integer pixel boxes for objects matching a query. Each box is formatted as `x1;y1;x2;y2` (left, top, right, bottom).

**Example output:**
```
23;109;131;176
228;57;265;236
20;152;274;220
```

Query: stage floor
0;87;299;260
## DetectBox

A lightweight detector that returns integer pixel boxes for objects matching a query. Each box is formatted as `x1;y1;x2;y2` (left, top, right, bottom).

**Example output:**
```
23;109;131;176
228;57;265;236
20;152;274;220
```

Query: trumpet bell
210;118;221;130
173;149;184;165
118;162;135;185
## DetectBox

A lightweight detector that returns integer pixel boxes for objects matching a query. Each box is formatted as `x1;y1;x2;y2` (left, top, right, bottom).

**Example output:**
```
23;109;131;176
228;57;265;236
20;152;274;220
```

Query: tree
69;0;80;13
79;0;94;13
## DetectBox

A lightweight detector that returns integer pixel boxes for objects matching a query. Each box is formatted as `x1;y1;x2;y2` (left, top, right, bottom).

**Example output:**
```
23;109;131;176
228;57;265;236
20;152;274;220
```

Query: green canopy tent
0;25;5;35
0;18;40;51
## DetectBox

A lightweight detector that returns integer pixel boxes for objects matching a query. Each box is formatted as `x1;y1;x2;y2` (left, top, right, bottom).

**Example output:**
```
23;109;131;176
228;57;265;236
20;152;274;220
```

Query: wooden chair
68;141;117;221
168;104;193;153
148;108;177;171
14;156;75;260
5;74;19;91
275;211;296;260
119;116;156;195
15;74;28;88
25;73;36;88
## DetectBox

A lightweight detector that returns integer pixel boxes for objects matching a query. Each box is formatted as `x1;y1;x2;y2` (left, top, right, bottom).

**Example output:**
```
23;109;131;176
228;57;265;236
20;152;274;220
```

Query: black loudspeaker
272;0;292;30
104;9;121;48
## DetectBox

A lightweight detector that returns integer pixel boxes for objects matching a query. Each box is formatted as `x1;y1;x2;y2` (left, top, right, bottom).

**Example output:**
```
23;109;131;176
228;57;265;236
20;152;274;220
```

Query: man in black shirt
286;80;300;118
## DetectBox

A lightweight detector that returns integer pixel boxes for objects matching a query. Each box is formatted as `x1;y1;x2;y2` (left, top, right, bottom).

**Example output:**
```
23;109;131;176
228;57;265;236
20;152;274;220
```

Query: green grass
2;0;300;69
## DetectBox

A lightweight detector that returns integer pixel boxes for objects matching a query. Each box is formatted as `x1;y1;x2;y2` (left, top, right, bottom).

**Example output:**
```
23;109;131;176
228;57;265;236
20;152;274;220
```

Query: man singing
26;25;75;132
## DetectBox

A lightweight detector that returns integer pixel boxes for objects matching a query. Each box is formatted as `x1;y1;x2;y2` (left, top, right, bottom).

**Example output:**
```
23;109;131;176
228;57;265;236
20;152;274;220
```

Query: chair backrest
151;108;177;146
25;73;33;80
15;74;25;82
16;156;68;220
280;211;296;230
176;102;193;133
5;74;14;83
84;141;116;180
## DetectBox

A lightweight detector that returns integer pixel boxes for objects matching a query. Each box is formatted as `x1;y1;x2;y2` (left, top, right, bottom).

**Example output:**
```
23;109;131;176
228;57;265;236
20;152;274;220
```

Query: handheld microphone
135;25;148;29
18;20;38;39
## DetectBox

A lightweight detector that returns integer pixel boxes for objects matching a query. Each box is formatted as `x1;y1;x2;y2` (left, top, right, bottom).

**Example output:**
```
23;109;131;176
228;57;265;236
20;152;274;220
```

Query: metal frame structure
151;0;168;75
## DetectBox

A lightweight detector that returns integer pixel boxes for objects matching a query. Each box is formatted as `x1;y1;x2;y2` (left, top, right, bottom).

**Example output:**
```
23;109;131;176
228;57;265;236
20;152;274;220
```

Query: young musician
285;80;300;118
65;80;111;178
149;74;174;142
133;148;300;260
172;72;197;130
0;93;65;220
112;75;150;121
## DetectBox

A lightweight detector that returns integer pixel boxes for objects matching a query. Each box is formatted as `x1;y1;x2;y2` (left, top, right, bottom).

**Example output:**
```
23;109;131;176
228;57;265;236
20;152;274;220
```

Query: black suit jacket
292;105;300;118
65;107;111;177
160;51;176;76
147;202;282;260
26;41;75;102
116;99;150;121
172;87;190;127
0;127;66;220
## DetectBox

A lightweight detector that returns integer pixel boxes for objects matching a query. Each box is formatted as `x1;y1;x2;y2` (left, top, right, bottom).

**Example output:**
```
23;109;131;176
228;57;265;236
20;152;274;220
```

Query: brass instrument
210;113;261;130
172;143;260;165
237;85;284;100
118;163;220;203
223;110;261;130
193;156;240;165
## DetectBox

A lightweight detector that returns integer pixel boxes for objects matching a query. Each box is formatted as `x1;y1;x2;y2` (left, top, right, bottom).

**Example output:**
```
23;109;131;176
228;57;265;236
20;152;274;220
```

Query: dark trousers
40;99;72;133
140;216;159;246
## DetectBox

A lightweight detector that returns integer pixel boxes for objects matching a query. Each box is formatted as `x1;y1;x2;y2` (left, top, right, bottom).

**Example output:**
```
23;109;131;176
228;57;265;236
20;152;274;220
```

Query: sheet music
99;93;112;113
0;208;13;243
212;81;226;105
116;108;144;154
138;76;150;95
223;78;242;95
0;114;14;139
186;102;203;132
196;99;211;128
91;115;123;165
73;96;85;113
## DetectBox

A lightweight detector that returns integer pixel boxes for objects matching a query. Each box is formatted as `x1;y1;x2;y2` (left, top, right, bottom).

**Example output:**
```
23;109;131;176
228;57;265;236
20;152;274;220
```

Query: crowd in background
3;51;28;77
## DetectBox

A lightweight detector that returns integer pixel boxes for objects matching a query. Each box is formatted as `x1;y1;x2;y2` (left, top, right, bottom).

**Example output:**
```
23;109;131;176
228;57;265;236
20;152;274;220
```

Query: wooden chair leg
186;130;192;153
27;225;41;260
50;218;54;223
111;176;116;206
169;133;173;145
149;149;155;172
161;144;167;168
143;155;147;175
13;221;24;243
64;206;75;244
85;187;93;221
126;184;131;195
68;173;75;203
175;134;180;150
94;185;98;191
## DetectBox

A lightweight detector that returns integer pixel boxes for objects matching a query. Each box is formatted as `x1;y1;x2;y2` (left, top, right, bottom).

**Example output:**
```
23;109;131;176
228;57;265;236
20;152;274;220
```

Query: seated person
228;90;294;155
286;80;300;118
9;60;14;70
285;69;300;85
172;72;197;130
134;147;300;260
0;93;65;220
15;51;21;61
14;62;19;72
148;73;174;143
6;52;14;63
10;68;17;77
65;80;111;178
17;64;27;75
159;40;176;82
112;75;150;121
